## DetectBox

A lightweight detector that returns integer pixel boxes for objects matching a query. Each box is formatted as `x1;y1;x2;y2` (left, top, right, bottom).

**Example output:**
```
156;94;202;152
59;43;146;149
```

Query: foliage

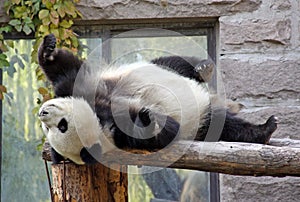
1;2;82;200
1;0;82;101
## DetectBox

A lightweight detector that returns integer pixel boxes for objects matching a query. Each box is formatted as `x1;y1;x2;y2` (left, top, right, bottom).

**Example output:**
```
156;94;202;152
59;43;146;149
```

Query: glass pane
109;34;211;202
110;35;207;65
1;39;50;202
179;170;210;202
80;37;102;58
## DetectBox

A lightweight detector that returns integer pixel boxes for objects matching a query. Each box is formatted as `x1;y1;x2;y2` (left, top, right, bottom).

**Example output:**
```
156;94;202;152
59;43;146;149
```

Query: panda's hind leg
259;115;278;143
220;113;278;144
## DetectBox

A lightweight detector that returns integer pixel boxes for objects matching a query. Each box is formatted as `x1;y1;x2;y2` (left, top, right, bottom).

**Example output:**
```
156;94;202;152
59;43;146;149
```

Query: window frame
74;19;219;202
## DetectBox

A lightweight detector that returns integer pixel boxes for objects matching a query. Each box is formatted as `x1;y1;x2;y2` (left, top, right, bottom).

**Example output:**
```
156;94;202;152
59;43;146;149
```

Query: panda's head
38;97;109;164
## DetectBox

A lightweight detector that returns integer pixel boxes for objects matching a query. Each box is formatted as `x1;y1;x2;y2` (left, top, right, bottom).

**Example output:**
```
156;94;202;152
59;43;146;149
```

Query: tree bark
43;138;300;183
51;163;128;202
99;140;300;177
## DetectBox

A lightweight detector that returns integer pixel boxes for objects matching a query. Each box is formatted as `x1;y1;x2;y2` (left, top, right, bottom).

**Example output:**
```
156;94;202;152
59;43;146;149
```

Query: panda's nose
38;110;49;117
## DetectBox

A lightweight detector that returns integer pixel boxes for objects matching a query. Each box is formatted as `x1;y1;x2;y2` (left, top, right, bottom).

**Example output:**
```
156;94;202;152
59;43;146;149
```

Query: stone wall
1;0;299;201
218;1;300;201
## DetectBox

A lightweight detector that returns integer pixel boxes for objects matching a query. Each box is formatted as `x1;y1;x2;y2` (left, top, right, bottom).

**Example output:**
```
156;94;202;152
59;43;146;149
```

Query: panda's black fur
38;34;278;165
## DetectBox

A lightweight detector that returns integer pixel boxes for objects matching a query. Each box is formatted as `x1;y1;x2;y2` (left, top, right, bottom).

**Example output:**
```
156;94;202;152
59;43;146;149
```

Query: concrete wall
2;0;299;201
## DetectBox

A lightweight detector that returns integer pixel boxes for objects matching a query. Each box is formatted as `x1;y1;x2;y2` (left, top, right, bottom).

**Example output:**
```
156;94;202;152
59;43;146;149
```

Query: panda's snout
38;109;49;117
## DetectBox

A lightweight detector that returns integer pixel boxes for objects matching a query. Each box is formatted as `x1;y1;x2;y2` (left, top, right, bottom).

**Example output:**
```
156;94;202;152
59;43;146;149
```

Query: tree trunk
51;163;128;202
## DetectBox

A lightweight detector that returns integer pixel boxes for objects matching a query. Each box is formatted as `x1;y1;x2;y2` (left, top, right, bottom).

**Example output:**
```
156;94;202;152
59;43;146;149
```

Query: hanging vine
0;0;82;100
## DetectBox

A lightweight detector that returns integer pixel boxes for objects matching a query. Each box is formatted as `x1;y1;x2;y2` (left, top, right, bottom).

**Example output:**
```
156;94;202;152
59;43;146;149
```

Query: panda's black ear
80;143;102;164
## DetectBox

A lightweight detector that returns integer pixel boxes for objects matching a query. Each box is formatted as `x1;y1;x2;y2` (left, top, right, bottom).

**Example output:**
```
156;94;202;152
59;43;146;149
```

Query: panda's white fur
39;97;113;164
102;62;210;137
39;62;210;164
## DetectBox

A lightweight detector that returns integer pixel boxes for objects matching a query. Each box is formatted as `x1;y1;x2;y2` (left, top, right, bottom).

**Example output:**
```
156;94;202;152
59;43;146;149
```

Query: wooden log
51;163;128;202
42;138;300;177
269;138;300;147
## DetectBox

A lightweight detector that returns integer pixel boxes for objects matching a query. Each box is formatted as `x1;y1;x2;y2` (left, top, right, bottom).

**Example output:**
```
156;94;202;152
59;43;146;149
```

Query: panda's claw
194;59;214;82
42;34;56;59
262;115;278;144
138;107;154;126
44;34;56;49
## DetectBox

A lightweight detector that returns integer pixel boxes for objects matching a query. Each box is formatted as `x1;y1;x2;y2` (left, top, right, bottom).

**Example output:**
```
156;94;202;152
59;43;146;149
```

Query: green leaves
8;19;22;32
0;53;10;68
39;24;49;33
60;20;73;28
50;10;59;26
57;5;66;18
3;0;82;90
35;0;82;50
7;3;37;35
38;9;49;19
8;19;21;26
11;0;21;4
13;6;27;18
5;40;14;49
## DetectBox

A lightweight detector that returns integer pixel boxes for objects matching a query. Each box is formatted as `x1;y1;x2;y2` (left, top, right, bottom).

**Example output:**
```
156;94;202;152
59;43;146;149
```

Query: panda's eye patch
58;118;68;133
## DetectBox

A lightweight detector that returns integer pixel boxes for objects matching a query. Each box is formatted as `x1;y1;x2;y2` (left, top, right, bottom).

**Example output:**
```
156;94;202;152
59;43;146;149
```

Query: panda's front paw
42;34;57;60
51;147;65;164
80;143;102;165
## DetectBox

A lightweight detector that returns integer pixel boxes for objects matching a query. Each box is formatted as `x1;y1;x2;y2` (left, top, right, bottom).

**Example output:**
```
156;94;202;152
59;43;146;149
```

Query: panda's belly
115;63;210;138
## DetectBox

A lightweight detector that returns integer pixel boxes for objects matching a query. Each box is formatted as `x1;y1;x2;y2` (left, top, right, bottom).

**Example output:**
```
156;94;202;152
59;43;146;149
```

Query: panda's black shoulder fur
38;34;278;155
151;56;214;83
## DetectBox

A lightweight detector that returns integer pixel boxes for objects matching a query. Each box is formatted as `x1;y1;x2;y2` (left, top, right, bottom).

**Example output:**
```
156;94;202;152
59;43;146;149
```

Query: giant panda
38;34;278;165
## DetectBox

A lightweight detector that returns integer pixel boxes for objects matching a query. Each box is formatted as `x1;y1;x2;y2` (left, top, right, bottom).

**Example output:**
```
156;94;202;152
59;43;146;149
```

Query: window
74;19;219;202
1;19;219;201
